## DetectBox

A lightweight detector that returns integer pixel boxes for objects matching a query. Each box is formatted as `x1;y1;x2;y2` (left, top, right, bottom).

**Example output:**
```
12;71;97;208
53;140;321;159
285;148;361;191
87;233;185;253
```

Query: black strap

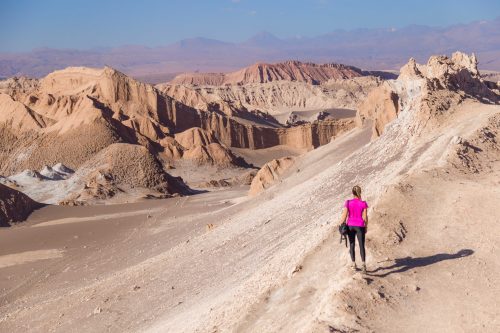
344;200;350;247
346;200;350;220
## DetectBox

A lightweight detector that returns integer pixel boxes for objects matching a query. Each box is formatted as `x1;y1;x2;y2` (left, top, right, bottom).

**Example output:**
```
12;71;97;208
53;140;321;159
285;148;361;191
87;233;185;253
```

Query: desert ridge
0;52;499;333
169;60;366;85
0;60;375;209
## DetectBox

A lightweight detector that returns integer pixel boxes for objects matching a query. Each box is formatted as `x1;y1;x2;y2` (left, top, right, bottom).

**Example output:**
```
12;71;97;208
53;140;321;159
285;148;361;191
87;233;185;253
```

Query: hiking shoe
351;262;357;271
361;263;367;273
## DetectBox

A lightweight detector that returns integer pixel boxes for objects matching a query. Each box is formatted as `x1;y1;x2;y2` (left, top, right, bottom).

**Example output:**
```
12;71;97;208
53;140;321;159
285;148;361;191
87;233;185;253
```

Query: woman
339;185;369;273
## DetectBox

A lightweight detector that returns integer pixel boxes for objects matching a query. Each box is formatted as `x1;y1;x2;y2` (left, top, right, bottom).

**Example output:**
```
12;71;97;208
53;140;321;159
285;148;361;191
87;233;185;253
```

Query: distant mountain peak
244;31;283;46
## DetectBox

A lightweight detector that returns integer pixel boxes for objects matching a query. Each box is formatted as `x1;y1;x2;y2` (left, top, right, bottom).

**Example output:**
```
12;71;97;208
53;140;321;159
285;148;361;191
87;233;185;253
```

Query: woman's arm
339;207;347;225
362;208;368;231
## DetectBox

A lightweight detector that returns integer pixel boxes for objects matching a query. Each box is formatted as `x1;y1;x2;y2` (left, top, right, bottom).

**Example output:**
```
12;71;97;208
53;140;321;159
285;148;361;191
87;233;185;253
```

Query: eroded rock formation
0;183;41;226
158;77;380;119
356;83;399;138
61;143;188;204
170;60;364;86
356;52;499;138
249;157;295;196
0;65;360;176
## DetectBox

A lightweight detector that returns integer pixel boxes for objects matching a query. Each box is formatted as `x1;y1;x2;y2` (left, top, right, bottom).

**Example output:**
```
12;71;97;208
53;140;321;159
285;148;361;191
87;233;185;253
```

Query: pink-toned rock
170;60;363;86
356;83;399;138
249;157;295;196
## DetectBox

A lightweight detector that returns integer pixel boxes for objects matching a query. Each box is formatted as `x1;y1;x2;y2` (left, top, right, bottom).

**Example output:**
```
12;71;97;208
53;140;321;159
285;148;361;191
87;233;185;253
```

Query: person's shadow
369;249;474;277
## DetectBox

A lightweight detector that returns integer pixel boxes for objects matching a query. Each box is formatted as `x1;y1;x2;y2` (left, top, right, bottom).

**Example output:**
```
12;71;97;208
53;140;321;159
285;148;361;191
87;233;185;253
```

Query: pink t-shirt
345;198;368;227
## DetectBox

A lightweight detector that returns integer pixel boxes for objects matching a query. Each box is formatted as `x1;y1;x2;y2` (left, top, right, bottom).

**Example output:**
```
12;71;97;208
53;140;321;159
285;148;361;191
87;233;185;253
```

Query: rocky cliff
0;66;358;179
357;52;499;138
170;60;364;86
158;76;380;119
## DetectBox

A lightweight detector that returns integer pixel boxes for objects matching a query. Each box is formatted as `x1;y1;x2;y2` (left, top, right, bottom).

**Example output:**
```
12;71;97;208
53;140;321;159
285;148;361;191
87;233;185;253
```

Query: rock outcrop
249;157;295;196
0;66;361;176
356;83;399;138
174;127;248;167
170;60;364;86
0;67;230;174
87;143;186;193
0;93;54;132
174;127;218;149
0;183;41;226
356;52;499;138
158;76;380;119
182;143;242;167
61;143;188;204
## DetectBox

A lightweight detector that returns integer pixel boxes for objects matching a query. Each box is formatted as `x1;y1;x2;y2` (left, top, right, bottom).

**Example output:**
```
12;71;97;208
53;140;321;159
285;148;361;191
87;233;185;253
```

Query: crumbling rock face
174;128;247;167
0;183;41;226
60;171;119;205
0;119;126;175
0;93;54;132
249;157;295;196
356;83;399;138
0;76;40;101
399;53;496;101
0;65;360;178
159;76;380;118
0;67;212;173
357;52;499;138
182;142;244;167
174;127;218;149
61;143;189;205
196;112;355;149
81;143;187;194
170;60;363;86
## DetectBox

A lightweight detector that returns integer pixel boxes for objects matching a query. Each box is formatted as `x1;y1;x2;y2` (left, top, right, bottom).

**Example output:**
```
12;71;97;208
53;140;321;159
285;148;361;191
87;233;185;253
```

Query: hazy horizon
1;0;500;78
1;0;499;52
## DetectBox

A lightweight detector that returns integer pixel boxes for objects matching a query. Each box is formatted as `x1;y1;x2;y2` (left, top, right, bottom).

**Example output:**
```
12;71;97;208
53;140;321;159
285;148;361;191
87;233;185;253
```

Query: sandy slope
0;120;370;332
0;54;499;333
360;168;500;332
1;100;498;332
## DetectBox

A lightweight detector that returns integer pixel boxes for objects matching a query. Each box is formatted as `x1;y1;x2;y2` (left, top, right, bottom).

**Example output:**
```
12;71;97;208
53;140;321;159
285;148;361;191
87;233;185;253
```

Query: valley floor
1;102;499;332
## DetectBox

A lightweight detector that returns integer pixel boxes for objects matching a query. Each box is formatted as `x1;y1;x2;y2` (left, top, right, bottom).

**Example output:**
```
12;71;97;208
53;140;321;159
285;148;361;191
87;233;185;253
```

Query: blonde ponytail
352;185;362;198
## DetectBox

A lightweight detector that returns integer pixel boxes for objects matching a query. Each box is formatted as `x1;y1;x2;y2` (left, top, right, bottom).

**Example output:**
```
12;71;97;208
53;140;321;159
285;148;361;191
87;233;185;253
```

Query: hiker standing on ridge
338;185;369;273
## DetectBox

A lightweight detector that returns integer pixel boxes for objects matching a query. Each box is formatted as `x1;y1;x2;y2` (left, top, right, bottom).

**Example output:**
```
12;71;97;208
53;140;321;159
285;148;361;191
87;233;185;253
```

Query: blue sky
1;0;499;52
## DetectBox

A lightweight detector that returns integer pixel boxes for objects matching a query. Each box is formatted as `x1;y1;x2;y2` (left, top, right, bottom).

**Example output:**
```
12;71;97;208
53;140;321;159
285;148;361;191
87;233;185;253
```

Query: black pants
347;226;366;262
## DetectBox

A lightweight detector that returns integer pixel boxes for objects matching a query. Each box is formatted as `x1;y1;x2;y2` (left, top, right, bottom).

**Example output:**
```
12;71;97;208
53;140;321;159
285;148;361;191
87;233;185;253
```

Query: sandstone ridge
170;60;364;86
1;66;357;176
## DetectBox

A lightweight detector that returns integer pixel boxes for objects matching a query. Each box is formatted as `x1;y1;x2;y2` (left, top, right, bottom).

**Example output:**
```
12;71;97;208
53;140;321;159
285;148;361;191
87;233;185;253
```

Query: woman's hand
339;207;348;225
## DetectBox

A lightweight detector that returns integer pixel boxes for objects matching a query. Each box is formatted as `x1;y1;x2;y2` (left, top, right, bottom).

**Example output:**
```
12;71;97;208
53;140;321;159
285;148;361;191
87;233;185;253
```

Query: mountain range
1;17;500;81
